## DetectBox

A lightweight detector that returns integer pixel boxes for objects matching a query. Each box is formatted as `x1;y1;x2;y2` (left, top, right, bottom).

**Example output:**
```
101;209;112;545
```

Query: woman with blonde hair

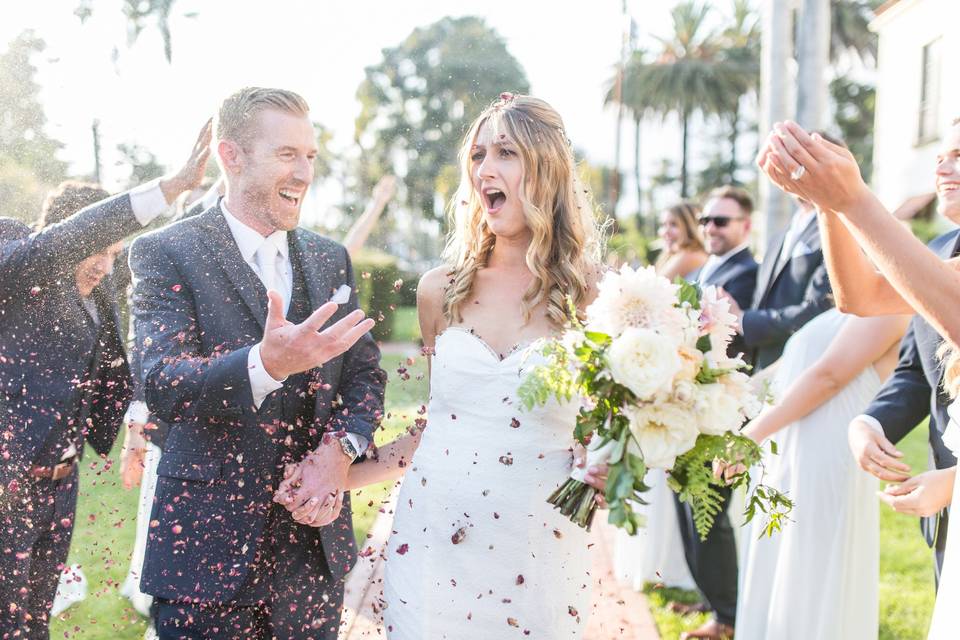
345;93;605;638
656;201;708;280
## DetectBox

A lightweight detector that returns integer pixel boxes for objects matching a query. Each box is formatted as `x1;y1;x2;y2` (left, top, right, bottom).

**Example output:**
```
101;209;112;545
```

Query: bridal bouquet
519;265;792;540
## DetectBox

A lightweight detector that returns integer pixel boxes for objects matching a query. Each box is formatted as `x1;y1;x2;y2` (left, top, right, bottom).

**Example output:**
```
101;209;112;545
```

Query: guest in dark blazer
0;131;210;637
675;186;758;640
848;228;960;583
131;87;386;639
726;195;833;371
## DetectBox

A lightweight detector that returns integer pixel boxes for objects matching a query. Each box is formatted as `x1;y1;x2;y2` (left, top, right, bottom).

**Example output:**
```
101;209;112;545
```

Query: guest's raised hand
848;418;911;482
259;290;375;380
159;119;214;203
878;467;956;517
761;121;870;214
372;175;397;206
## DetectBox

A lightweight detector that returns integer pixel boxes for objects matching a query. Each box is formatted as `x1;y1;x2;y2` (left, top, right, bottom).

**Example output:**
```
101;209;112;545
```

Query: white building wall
871;0;960;211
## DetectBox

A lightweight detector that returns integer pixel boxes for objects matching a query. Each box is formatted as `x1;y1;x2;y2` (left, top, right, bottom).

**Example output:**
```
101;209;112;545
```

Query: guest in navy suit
675;186;758;640
0;124;211;638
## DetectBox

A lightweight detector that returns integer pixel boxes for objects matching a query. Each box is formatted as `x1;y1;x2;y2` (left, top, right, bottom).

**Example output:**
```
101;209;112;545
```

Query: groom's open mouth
279;188;302;207
483;187;507;212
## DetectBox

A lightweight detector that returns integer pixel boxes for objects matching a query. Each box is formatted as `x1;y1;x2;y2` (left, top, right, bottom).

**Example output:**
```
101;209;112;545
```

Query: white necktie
255;240;290;313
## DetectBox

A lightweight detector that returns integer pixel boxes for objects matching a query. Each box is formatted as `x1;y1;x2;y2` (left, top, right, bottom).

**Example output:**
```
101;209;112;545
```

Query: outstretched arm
342;175;397;258
760;121;960;348
742;313;909;443
345;265;446;490
817;209;916;316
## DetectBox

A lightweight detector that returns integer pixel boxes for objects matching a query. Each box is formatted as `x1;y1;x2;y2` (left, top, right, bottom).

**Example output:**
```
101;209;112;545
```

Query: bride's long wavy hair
441;94;604;327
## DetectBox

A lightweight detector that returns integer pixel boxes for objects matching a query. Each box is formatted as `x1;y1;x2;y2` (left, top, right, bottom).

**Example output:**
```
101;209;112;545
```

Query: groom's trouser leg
154;600;268;639
673;486;738;627
0;469;78;639
267;505;344;640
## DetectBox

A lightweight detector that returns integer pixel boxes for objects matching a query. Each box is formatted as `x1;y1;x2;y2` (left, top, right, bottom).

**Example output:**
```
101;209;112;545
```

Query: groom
131;87;386;639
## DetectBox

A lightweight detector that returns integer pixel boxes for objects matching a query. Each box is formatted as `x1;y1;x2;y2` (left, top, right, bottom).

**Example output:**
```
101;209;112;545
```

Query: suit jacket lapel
292;229;335;311
704;248;746;287
198;206;267;329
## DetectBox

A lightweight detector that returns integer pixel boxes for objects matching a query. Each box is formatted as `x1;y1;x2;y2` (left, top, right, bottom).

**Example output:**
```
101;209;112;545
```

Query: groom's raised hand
259;290;376;380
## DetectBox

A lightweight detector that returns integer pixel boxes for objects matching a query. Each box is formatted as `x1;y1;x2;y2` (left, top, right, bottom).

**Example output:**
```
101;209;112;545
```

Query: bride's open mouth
483;187;506;213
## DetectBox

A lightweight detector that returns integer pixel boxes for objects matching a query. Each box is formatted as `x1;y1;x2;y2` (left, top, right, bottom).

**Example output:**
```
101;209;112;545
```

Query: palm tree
605;49;653;219
632;1;742;197
719;0;761;182
830;0;883;65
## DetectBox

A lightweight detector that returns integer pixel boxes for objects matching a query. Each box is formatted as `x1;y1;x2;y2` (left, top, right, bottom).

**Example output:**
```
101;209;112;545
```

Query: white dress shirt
775;208;817;272
220;201;367;455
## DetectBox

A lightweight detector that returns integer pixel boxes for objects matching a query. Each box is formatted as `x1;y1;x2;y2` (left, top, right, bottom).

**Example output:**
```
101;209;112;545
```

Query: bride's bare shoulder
417;265;455;341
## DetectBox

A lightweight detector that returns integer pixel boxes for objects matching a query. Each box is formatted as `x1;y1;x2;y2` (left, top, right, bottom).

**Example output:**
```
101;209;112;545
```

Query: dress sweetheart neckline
436;326;547;363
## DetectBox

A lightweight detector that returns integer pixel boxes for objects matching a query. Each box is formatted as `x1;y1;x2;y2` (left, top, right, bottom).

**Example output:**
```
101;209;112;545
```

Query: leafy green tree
354;16;529;231
830;77;875;180
830;0;884;65
0;31;68;222
116;142;165;189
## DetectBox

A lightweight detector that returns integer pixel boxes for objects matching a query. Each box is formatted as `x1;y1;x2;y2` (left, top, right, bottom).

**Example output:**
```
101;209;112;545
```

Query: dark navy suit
678;246;758;627
742;215;834;370
0;195;137;636
863;229;959;581
130;206;385;638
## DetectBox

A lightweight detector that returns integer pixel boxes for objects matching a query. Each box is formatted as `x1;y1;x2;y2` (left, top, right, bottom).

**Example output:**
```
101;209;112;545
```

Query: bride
344;94;605;638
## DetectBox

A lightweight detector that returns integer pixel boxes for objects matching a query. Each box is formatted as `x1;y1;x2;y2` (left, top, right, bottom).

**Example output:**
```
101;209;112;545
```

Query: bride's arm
345;265;448;490
743;314;909;443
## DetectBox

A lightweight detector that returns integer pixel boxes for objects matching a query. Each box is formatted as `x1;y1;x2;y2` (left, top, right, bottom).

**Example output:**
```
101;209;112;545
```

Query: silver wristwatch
337;435;360;462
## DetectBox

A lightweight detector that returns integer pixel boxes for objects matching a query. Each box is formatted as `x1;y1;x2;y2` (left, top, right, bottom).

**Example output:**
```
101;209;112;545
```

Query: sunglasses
698;216;744;228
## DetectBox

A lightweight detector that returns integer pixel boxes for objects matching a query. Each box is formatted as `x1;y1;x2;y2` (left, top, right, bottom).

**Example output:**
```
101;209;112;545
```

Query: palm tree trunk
680;108;690;198
729;101;740;183
633;113;642;220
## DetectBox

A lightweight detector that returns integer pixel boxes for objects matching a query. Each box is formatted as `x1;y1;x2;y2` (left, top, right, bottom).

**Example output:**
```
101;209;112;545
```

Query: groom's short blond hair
215;87;310;146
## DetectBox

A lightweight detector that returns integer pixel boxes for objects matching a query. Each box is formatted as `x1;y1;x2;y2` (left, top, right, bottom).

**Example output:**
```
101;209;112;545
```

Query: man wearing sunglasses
675;186;758;640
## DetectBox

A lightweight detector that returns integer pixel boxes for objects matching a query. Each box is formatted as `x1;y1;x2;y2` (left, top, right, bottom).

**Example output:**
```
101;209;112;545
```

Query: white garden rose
720;371;763;420
694;383;743;435
607;327;682;400
586;264;686;342
625;402;700;469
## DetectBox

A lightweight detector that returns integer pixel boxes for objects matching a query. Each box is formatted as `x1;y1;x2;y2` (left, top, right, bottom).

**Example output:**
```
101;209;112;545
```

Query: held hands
878;467;956;517
273;436;351;527
848;418;911;482
159;119;213;204
755;120;871;214
259;290;375;380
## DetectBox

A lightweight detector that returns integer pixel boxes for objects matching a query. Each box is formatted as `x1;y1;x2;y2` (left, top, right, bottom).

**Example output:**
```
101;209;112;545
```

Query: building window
918;38;942;145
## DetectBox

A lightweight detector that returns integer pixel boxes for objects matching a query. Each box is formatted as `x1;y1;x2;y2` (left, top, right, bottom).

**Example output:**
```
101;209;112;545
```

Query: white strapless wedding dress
928;402;960;639
382;328;593;638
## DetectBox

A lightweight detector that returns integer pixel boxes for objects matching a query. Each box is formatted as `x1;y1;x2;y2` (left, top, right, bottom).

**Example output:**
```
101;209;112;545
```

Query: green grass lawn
50;350;429;639
645;424;937;639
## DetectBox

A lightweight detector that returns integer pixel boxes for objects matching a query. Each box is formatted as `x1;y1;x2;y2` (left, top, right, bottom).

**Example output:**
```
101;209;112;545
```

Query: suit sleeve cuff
248;342;285;409
855;414;884;435
129;179;175;226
